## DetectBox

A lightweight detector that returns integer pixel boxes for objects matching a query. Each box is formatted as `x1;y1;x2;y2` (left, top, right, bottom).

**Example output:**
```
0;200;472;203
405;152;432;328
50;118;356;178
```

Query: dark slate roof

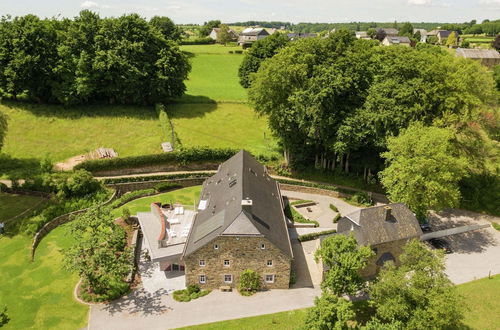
437;30;455;38
456;48;500;59
377;28;399;35
182;150;293;258
385;36;411;44
339;203;422;246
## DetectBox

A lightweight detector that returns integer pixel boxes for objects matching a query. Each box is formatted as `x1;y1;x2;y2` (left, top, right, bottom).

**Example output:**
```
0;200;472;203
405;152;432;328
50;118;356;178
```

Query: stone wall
92;162;221;177
184;236;291;290
106;178;207;195
280;183;342;198
361;238;410;278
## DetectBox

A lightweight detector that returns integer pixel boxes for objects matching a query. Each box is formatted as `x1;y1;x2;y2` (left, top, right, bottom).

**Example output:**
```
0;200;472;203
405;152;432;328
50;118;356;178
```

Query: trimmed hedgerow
333;213;341;223
173;285;211;302
329;203;339;212
492;222;500;231
74;147;239;172
154;182;183;192
284;204;319;227
102;172;212;184
298;229;337;242
108;189;157;209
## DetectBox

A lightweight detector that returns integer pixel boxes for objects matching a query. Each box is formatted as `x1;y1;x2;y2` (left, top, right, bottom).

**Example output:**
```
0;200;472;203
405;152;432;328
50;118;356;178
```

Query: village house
432;30;458;44
382;36;412;47
355;31;371;40
377;27;399;37
237;28;270;47
287;32;318;40
138;150;293;290
456;48;500;69
209;27;238;42
336;203;423;277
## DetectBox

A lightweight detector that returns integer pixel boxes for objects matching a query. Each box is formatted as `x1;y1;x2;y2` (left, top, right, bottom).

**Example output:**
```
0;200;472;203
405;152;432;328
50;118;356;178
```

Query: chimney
241;198;253;213
384;206;392;222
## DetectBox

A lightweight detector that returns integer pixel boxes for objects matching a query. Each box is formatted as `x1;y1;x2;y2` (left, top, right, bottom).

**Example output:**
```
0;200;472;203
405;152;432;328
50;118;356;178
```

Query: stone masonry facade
361;238;410;278
184;236;291;290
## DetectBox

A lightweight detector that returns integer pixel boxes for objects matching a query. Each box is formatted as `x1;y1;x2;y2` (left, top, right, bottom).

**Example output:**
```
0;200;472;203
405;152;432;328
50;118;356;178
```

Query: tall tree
149;16;181;41
315;234;374;296
63;207;131;300
216;24;232;45
446;31;457;46
398;22;414;37
368;240;464;329
379;123;467;219
238;32;289;88
304;292;355;330
199;20;221;37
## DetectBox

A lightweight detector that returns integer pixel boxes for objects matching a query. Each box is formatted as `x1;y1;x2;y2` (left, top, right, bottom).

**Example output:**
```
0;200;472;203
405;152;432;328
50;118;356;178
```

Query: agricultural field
462;34;494;48
0;102;163;163
169;103;277;157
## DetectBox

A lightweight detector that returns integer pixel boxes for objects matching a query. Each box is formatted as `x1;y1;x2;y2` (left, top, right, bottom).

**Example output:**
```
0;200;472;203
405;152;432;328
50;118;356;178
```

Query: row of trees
306;235;464;329
247;30;498;217
0;12;190;105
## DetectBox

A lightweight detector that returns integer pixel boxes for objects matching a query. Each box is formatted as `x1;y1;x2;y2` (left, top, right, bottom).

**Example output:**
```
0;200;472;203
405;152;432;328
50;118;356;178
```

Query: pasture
0;102;163;163
168;103;278;157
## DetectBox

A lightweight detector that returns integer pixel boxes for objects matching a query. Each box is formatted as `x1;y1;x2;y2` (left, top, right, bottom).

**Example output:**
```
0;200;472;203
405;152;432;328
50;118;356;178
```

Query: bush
108;189;157;209
234;50;243;54
21;170;102;198
0;306;9;327
173;287;211;302
187;284;200;294
345;192;373;207
290;199;313;206
493;222;500;231
289;270;297;285
180;37;215;45
284;204;319;227
298;229;337;242
238;269;260;295
329;203;338;212
228;51;234;54
154;182;182;192
333;213;341;223
102;172;212;184
74;147;239;173
121;208;130;222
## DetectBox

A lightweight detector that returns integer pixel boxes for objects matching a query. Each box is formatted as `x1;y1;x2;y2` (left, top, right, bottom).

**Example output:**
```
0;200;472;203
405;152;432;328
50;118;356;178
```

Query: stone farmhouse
209;28;238;42
377;27;399;37
138;150;293;290
456;48;500;69
382;36;412;46
237;28;270;47
336;203;423;277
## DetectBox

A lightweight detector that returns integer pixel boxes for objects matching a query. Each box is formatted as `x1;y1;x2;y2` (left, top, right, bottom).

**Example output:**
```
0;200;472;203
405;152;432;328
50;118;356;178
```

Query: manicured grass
1;102;163;162
168;103;278;157
180;44;243;54
178;308;309;330
178;45;247;102
0;193;45;222
457;275;500;329
0;225;88;329
112;186;202;217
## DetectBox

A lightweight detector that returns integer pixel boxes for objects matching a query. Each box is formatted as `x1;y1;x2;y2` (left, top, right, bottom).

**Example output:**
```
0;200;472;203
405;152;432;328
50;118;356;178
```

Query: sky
0;0;499;24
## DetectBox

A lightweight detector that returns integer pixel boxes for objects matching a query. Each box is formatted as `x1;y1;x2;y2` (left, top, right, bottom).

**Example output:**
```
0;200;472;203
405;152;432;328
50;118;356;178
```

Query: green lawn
178;45;247;102
178;309;309;330
168;103;278;157
112;186;202;217
457;275;500;329
0;225;88;329
0;192;45;222
1;102;163;162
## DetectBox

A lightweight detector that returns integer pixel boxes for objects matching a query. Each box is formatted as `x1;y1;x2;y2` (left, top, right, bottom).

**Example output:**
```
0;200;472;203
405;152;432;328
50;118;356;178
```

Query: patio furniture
219;285;232;292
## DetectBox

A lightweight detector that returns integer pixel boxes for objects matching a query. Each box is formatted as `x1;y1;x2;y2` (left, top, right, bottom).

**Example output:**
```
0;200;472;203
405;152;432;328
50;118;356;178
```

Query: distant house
382;36;412;47
377;28;399;37
237;28;270;47
287;32;318;40
413;28;427;42
138;150;293;290
456;48;500;68
209;28;238;42
336;203;422;277
436;30;458;44
355;31;371;40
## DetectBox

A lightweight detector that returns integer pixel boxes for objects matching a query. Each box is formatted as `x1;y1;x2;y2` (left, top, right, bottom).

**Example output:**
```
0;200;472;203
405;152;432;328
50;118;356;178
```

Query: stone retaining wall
92;162;220;177
106;177;207;195
280;183;343;198
30;190;117;260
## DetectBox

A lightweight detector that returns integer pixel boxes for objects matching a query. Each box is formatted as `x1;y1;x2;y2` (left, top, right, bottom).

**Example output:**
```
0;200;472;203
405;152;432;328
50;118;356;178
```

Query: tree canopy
216;24;232;45
199;20;221;37
149;16;182;41
0;11;190;105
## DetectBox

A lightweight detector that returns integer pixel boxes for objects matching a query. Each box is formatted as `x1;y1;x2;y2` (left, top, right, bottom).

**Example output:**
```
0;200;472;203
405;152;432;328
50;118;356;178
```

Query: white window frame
267;260;273;267
265;274;275;283
199;260;205;267
214;244;219;250
260;243;266;250
199;275;206;284
223;259;230;267
224;274;233;283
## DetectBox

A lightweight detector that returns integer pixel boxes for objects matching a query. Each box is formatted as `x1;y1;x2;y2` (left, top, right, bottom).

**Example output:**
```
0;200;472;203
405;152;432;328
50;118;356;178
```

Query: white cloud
479;0;500;4
80;1;110;9
408;0;432;5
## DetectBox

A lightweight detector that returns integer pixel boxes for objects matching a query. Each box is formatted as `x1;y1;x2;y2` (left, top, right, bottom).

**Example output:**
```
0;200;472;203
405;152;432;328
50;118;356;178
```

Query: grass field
0;224;87;329
168;103;277;157
0;193;46;222
180;44;243;54
179;50;247;102
0;102;163;162
112;186;202;217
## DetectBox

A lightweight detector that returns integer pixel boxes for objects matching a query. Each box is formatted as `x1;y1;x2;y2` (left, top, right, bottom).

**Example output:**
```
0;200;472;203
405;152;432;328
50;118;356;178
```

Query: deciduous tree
199;20;221;37
149;16;181;41
216;24;232;45
304;292;354;330
379;123;467;219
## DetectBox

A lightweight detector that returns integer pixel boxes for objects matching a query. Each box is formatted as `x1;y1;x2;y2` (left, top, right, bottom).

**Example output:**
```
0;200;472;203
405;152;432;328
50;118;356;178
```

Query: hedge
298;229;337;242
102;172;213;184
156;103;181;150
333;213;341;223
277;179;339;193
74;147;239;172
155;182;182;192
108;189;157;209
180;37;215;45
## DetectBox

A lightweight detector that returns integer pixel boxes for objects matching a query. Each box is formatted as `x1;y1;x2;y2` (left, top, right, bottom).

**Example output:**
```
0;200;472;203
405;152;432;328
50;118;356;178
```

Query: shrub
329;203;338;212
234;50;243;54
289;270;297;285
74;147;239;173
22;170;102;198
155;182;182;192
0;306;9;327
284;204;319;227
290;199;313;206
187;284;200;294
493;222;500;231
173;287;210;302
102;172;212;184
298;229;337;242
121;208;130;222
345;191;373;207
228;51;234;54
333;213;341;223
108;189;157;209
238;269;260;295
180;37;215;45
0;182;8;192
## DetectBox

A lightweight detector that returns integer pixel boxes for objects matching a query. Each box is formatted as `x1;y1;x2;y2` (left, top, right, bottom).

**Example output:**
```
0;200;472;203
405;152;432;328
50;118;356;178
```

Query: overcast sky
1;0;499;24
